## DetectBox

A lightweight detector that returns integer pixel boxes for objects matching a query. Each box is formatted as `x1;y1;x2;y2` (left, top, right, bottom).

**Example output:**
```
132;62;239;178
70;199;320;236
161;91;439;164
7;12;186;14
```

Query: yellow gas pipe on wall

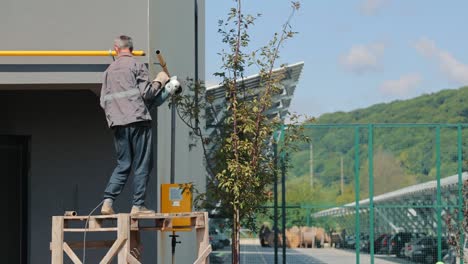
0;50;145;56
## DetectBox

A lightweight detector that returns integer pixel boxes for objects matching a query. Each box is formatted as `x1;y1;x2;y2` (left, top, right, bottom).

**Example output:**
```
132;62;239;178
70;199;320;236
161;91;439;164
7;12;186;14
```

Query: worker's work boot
131;205;155;215
101;199;115;215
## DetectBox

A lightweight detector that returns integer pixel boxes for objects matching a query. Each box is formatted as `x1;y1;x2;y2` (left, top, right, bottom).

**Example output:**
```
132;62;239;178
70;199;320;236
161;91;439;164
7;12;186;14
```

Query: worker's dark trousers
103;121;152;206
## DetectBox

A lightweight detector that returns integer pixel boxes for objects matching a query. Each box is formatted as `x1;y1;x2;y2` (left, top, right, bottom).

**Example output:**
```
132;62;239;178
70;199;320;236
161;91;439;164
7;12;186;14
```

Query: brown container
286;226;301;248
300;226;315;248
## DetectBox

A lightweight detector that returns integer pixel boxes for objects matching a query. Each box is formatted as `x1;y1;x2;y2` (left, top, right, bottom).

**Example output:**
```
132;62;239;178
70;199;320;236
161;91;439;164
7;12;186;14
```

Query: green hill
286;86;468;212
317;86;468;124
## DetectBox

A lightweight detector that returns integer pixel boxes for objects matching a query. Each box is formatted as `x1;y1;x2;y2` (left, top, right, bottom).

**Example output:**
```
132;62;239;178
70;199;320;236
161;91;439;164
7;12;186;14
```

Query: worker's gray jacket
100;52;162;127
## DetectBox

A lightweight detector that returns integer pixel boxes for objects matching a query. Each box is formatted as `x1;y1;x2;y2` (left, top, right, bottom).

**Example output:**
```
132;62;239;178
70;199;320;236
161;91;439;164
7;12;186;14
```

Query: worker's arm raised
153;72;169;87
135;62;168;101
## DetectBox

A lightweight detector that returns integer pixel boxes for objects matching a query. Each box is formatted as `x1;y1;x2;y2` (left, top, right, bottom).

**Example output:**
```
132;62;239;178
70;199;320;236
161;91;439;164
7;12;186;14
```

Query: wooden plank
63;212;203;221
161;218;173;231
193;245;212;264
133;227;165;231
64;214;119;220
130;230;141;261
63;227;118;232
63;242;83;264
99;237;126;264
51;216;64;264
117;214;131;264
130;212;204;220
67;240;115;249
195;215;206;229
127;252;142;264
195;212;210;264
88;218;103;229
131;218;139;230
129;218;172;231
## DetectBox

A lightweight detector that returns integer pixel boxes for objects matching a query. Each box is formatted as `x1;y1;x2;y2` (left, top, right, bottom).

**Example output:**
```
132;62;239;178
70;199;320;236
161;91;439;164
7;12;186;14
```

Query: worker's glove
153;71;170;86
165;76;182;95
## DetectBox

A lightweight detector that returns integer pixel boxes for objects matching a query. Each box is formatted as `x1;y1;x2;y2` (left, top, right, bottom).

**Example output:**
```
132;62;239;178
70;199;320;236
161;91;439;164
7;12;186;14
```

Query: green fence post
354;126;360;264
368;124;375;264
273;142;278;264
458;124;464;264
281;154;287;264
436;126;442;261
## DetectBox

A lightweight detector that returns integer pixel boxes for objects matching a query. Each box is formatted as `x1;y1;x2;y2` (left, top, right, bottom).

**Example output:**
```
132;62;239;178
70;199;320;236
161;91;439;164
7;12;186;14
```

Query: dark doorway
0;136;29;264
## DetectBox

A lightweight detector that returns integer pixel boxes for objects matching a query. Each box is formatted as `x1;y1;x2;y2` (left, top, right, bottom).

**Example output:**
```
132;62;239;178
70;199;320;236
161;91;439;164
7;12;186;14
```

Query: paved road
210;242;414;264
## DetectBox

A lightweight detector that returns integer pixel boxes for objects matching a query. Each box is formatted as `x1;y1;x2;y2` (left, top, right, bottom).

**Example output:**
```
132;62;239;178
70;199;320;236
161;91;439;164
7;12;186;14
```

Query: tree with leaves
174;1;305;263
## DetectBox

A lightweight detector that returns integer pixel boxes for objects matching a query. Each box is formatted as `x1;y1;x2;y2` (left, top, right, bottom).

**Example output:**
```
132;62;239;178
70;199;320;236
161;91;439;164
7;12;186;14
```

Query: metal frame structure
205;61;304;131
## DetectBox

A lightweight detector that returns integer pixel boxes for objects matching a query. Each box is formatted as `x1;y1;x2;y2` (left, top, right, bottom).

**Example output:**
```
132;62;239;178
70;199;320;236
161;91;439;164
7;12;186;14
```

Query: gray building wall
149;1;206;263
0;0;148;84
0;0;205;263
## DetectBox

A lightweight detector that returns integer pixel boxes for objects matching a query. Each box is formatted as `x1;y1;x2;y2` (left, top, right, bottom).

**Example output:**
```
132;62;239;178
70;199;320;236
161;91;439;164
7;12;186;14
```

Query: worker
99;35;179;215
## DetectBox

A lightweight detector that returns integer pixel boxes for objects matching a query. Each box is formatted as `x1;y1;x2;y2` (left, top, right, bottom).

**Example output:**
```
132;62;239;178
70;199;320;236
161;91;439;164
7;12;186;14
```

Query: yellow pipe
0;50;145;56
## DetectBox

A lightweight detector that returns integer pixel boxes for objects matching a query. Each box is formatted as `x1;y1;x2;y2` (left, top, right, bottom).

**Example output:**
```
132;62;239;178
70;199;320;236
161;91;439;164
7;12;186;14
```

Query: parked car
378;234;391;254
362;234;387;253
411;236;448;264
209;229;225;250
443;238;468;264
360;234;369;252
389;232;425;257
375;234;390;253
443;247;458;264
344;234;369;250
345;235;356;249
404;235;426;259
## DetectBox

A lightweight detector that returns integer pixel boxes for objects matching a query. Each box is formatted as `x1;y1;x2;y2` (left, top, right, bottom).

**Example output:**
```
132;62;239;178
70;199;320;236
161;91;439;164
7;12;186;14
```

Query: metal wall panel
149;0;206;263
0;0;206;262
0;0;148;83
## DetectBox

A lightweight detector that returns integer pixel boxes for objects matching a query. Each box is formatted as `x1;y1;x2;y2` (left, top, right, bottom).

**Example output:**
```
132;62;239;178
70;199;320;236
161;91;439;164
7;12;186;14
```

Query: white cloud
340;42;385;74
415;37;468;85
414;38;437;57
380;73;422;96
360;0;389;15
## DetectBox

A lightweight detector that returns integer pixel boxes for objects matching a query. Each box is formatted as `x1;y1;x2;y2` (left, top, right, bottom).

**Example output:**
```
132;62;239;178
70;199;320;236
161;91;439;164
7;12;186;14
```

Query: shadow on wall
0;89;158;263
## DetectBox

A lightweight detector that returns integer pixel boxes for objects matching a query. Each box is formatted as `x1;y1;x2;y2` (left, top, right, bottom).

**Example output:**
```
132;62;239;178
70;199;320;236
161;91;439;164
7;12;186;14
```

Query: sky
205;0;468;118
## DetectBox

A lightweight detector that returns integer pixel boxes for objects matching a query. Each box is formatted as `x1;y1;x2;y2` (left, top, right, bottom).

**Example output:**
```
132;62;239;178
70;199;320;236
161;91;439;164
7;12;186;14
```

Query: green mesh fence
230;124;467;264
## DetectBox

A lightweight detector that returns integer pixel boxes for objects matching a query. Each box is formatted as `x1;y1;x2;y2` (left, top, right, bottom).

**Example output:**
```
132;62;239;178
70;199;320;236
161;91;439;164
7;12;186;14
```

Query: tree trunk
232;208;240;264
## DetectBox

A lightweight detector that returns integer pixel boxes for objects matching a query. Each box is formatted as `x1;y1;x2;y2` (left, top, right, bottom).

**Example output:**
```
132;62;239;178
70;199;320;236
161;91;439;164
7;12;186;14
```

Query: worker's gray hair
114;35;134;51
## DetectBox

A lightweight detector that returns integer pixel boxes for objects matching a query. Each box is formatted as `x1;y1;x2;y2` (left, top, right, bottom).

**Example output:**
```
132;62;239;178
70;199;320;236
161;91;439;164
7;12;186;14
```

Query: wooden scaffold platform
50;212;211;264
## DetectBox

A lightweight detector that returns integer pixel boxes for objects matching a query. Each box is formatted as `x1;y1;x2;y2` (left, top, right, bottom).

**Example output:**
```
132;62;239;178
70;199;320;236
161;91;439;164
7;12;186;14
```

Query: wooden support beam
130;230;142;261
127;253;142;264
195;214;206;229
64;227;118;232
63;242;83;264
51;212;209;263
64;214;119;220
193;245;212;264
99;237;127;264
130;212;205;219
117;214;131;264
67;240;115;249
51;216;64;264
88;218;103;229
195;212;210;264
